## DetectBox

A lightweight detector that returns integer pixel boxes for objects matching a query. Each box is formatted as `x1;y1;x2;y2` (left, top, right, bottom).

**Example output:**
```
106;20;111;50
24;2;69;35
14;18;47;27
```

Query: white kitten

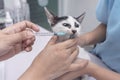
44;7;88;80
44;7;85;42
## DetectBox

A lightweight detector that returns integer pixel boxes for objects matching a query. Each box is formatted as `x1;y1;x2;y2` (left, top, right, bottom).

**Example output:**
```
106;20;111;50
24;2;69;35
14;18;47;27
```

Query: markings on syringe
35;32;54;36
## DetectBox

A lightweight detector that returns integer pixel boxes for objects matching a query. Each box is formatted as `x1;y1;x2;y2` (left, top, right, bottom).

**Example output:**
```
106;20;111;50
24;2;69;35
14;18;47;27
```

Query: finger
13;21;39;32
23;40;34;51
46;36;58;45
69;59;88;72
25;46;32;52
23;40;34;49
60;39;77;49
25;37;35;46
69;63;82;72
23;29;35;46
66;46;77;55
8;30;34;44
2;21;39;34
68;47;79;62
0;53;16;61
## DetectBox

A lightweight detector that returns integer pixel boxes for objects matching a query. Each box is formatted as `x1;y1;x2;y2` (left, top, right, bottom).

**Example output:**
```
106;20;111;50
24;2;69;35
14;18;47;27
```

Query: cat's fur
44;7;85;42
44;7;87;80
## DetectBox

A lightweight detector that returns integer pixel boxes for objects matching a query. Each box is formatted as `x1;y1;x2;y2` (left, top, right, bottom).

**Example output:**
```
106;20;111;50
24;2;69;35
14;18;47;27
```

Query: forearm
79;23;106;47
87;62;120;80
18;65;50;80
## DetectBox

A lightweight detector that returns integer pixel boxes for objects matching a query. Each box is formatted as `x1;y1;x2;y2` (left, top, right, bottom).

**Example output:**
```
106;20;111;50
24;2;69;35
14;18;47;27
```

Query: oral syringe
35;32;67;36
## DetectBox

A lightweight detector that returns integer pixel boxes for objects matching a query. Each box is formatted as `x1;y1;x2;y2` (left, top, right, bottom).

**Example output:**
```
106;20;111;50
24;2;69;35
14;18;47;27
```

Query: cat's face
44;7;85;40
52;16;81;37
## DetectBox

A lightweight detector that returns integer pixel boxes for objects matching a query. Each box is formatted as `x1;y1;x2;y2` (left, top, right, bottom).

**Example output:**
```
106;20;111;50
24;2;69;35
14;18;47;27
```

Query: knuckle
22;31;27;37
53;46;69;59
21;20;27;25
23;20;29;23
32;37;36;41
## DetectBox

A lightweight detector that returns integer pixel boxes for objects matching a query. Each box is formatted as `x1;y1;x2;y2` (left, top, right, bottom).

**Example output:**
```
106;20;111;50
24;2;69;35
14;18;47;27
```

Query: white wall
59;0;99;33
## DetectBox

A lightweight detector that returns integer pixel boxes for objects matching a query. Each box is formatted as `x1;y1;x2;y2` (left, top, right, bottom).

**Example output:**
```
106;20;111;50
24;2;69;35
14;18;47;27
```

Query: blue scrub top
93;0;120;73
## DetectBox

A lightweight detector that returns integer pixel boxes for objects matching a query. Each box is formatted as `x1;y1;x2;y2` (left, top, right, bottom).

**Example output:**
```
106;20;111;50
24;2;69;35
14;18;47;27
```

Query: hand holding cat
55;58;89;80
25;36;83;80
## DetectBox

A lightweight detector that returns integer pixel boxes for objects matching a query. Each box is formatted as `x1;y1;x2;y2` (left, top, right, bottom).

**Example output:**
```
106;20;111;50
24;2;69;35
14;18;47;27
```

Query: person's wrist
78;35;87;47
30;62;51;80
19;64;50;80
84;61;98;76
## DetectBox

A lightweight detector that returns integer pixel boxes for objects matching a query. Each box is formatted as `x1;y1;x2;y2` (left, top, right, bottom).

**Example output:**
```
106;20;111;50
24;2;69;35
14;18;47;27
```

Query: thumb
8;31;34;44
68;59;88;72
47;36;58;45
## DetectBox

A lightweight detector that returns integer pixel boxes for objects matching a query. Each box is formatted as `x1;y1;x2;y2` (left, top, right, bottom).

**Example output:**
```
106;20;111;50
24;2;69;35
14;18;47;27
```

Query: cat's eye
62;23;71;28
75;22;79;28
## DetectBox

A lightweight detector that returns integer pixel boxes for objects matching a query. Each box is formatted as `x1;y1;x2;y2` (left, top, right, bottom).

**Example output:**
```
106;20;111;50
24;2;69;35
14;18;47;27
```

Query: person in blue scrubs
56;0;120;80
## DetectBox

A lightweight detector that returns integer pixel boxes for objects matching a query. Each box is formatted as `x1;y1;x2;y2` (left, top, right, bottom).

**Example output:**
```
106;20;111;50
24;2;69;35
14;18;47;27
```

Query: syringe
35;32;67;36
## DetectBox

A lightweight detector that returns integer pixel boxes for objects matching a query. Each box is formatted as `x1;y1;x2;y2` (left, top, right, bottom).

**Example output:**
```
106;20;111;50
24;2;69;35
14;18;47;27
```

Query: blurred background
0;0;99;80
1;0;99;32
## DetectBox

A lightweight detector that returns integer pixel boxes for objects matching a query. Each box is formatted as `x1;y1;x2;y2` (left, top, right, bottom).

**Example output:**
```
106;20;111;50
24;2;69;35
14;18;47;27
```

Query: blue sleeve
96;0;108;24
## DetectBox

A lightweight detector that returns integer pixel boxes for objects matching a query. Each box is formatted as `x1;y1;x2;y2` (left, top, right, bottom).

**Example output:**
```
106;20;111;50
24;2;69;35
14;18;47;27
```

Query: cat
44;7;88;80
44;7;85;42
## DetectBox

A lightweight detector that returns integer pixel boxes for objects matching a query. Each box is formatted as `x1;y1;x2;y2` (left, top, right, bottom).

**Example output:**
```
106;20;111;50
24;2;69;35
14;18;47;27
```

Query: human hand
55;58;89;80
19;36;82;80
0;21;39;61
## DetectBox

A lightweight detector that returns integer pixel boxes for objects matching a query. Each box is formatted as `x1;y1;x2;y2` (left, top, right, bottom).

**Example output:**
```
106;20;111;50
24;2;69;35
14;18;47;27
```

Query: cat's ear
44;7;57;26
76;12;86;24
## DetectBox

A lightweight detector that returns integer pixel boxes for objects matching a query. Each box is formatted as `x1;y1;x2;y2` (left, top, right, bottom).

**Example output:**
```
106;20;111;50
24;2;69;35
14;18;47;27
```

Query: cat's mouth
70;34;76;39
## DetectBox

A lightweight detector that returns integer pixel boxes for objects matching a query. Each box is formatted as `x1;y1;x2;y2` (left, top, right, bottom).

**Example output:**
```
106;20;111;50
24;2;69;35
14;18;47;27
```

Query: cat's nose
72;30;77;34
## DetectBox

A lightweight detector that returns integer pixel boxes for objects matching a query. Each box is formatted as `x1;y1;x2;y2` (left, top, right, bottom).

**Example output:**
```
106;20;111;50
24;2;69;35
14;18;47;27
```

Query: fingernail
36;25;40;31
53;35;57;38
